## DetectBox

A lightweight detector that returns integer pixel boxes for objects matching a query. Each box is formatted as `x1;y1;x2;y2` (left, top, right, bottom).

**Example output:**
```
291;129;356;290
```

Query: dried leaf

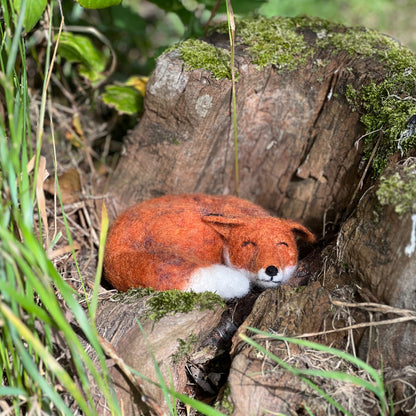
43;168;82;205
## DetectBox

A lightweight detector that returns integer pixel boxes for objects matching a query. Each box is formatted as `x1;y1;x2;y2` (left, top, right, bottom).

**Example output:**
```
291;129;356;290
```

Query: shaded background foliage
60;0;416;80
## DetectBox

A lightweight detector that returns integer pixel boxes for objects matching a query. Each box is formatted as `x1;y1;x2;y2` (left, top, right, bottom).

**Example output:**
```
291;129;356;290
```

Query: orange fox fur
104;194;315;299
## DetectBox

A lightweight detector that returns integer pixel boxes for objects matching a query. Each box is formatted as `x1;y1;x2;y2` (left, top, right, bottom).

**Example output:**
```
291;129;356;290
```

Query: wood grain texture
106;27;387;233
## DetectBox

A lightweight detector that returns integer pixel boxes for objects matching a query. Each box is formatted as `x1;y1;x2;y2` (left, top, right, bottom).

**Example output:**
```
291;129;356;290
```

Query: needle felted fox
104;194;315;299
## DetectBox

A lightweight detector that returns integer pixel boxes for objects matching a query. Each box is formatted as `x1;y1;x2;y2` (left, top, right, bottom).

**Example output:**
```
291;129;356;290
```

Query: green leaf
75;0;122;9
58;32;108;83
14;0;47;32
101;85;144;115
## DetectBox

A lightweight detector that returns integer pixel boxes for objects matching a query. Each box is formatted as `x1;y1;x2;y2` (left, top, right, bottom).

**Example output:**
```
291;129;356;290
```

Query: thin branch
225;0;239;196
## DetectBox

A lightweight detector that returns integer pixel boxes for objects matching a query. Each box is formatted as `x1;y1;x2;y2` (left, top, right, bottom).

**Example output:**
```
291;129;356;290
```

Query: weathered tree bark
227;282;377;416
93;294;224;415
105;23;389;233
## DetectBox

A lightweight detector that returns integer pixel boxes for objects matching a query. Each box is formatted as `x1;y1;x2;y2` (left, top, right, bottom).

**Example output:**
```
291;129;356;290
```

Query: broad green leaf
75;0;122;9
58;32;108;83
101;85;144;115
14;0;47;32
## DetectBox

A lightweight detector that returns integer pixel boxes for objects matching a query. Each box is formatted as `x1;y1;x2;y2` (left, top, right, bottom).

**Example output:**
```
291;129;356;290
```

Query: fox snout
256;264;297;288
223;236;299;288
208;216;314;289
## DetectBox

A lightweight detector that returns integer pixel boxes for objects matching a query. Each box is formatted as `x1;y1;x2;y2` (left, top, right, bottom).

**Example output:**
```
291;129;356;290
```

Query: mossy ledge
112;287;225;322
167;38;233;79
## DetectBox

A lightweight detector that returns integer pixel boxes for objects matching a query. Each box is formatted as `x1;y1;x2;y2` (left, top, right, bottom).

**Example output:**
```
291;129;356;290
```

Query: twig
225;0;239;196
204;0;221;35
348;129;383;209
293;316;416;339
331;299;416;317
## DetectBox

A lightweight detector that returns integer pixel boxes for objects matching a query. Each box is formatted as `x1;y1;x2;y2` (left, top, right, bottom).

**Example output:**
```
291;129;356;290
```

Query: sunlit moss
169;39;232;79
231;16;310;70
111;287;224;321
170;16;416;175
376;165;416;215
145;289;225;321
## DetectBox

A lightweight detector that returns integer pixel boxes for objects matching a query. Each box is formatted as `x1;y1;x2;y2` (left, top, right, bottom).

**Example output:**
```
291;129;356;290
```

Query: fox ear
202;214;245;240
285;220;316;243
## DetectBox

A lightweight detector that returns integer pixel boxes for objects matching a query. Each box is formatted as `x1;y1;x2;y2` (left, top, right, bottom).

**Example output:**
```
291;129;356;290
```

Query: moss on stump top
169;15;416;176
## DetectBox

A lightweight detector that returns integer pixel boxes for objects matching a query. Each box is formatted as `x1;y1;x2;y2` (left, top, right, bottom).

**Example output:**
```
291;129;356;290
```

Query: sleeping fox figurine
104;194;315;299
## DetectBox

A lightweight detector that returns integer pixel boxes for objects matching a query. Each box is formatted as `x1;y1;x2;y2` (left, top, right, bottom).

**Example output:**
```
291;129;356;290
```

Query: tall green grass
0;0;120;414
241;328;391;415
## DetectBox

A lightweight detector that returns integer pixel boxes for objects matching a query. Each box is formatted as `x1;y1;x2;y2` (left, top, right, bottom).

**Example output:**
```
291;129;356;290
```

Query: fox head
202;214;315;288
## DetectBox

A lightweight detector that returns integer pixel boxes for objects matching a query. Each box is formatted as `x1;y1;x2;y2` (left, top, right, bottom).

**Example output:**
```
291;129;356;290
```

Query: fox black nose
265;265;278;277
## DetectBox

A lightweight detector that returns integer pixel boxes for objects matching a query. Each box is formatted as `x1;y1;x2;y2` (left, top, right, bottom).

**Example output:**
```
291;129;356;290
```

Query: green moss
317;26;396;57
215;383;234;414
334;27;416;176
231;16;310;70
171;333;199;363
174;16;313;76
111;287;224;321
347;76;416;175
376;165;416;215
300;21;415;176
170;38;232;79
145;289;225;322
291;15;343;32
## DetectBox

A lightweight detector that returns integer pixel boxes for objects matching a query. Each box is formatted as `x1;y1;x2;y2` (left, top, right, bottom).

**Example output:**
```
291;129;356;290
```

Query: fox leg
187;265;250;299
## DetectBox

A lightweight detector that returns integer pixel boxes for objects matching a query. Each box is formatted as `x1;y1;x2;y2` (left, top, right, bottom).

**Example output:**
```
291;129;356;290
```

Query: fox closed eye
242;240;257;247
277;242;289;247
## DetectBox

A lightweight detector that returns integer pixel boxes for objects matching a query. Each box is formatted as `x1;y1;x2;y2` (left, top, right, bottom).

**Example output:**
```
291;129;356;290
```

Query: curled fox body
104;194;315;299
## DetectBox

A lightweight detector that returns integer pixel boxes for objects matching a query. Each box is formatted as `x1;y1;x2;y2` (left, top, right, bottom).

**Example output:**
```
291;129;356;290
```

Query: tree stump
100;15;416;415
106;17;399;232
93;292;224;415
